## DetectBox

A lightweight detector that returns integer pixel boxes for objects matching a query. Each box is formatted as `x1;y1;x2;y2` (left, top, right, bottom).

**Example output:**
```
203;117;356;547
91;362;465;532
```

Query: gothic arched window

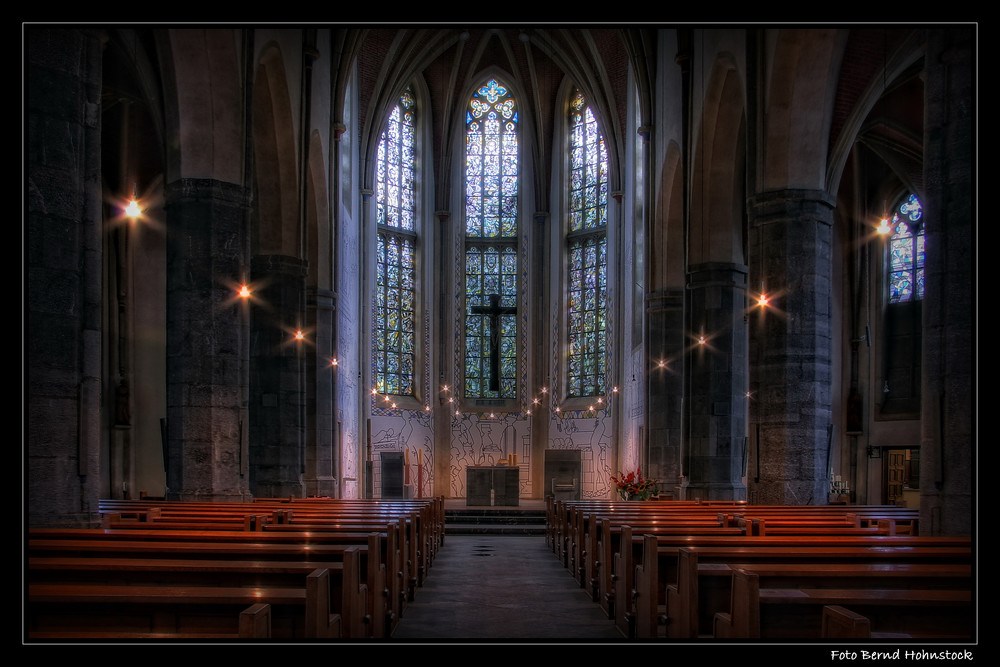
464;78;519;400
565;89;608;398
879;192;924;416
374;88;418;397
887;193;925;303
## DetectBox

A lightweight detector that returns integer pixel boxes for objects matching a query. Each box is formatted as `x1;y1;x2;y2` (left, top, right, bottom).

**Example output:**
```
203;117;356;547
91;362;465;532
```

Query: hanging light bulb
239;284;252;298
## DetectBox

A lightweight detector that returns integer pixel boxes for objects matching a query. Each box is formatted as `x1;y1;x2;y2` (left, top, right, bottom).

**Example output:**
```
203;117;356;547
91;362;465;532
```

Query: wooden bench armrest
239;603;272;638
821;605;870;639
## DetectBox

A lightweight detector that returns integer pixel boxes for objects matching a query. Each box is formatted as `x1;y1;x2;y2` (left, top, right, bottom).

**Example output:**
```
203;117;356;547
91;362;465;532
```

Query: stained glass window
566;90;608;398
887;193;924;303
374;89;417;395
464;79;518;399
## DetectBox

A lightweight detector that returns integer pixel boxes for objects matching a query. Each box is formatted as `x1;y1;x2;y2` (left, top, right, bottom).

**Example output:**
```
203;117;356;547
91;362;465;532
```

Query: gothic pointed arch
762;29;843;190
253;42;300;256
162;29;244;183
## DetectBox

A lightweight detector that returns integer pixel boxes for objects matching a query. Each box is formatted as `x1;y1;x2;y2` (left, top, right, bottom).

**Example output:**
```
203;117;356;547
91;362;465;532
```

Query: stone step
445;523;547;536
444;508;547;536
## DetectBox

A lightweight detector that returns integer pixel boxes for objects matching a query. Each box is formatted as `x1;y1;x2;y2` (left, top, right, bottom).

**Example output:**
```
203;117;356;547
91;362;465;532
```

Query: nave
25;495;973;645
390;534;623;642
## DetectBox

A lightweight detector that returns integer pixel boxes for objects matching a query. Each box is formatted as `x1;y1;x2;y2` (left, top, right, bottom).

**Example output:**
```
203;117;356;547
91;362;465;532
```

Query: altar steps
444;508;547;536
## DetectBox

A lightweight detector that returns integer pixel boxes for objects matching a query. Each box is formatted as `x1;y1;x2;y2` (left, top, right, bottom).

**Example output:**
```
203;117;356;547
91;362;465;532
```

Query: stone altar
466;466;519;506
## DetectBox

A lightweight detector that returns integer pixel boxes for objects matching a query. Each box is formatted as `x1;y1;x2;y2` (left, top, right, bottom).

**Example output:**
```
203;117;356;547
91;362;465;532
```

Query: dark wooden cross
470;293;516;392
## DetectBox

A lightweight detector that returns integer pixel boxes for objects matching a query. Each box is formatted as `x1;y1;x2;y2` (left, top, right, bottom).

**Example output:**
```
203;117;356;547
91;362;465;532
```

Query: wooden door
886;449;906;504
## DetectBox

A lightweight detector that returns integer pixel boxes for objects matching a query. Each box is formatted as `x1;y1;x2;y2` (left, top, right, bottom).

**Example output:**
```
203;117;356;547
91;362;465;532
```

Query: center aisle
390;534;626;642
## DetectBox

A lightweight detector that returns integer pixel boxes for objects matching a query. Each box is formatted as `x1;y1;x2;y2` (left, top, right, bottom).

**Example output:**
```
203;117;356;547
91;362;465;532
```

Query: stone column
304;286;337;497
748;189;835;504
920;28;974;536
249;254;308;499
681;264;749;501
646;289;685;494
26;28;105;525
165;179;252;501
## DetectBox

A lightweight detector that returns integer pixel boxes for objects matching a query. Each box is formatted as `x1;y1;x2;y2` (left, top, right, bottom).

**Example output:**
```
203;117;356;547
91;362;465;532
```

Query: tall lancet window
374;88;418;397
565;89;608;398
879;192;924;416
464;78;519;400
886;193;925;303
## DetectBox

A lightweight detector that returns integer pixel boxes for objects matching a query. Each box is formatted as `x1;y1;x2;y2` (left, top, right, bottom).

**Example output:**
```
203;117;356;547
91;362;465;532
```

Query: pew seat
712;568;973;640
27;569;341;640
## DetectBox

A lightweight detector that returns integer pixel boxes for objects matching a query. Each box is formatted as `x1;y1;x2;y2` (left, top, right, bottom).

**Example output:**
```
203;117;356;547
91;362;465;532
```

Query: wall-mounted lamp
124;184;142;219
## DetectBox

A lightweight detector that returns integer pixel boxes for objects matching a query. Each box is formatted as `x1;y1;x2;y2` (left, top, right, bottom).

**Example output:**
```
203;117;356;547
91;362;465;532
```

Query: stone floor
389;532;625;643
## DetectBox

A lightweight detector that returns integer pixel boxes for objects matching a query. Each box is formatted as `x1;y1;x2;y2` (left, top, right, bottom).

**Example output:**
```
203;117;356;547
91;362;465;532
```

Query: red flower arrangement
610;468;659;501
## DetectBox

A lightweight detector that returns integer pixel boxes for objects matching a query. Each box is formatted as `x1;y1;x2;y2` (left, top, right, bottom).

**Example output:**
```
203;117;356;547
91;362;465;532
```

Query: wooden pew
578;513;730;590
549;500;918;560
27;567;342;640
550;499;912;580
820;604;921;639
27;552;369;639
712;567;973;639
99;497;438;592
660;545;972;639
28;602;273;641
600;522;747;625
549;499;749;565
28;528;388;639
262;520;407;631
636;536;972;640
